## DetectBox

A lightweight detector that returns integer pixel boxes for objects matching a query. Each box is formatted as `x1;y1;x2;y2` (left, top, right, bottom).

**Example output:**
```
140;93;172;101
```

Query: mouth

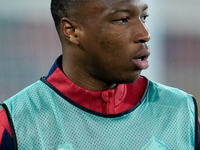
137;56;147;61
132;51;150;70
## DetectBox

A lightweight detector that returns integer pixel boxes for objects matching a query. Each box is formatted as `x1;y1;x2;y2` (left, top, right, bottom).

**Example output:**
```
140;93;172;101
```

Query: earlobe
61;18;79;45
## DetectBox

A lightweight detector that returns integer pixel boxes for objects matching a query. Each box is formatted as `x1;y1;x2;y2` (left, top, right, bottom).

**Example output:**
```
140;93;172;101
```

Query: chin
108;73;141;85
98;70;141;85
122;76;140;84
122;71;141;83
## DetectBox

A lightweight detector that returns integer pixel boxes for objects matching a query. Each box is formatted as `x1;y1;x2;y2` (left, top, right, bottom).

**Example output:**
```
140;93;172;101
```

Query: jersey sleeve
0;107;13;149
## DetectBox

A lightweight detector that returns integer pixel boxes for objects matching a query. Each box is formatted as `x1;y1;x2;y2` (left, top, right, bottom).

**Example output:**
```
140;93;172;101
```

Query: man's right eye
112;17;129;25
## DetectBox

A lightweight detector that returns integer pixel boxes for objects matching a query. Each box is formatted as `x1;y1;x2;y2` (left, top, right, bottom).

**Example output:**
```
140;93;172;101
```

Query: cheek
99;35;130;62
99;33;125;52
85;30;132;66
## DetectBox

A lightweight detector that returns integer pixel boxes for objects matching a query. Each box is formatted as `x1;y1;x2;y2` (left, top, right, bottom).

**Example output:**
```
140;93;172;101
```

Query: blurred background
0;1;200;113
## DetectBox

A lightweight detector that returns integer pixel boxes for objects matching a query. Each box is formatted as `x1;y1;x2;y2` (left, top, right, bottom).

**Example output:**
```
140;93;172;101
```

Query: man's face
75;0;150;84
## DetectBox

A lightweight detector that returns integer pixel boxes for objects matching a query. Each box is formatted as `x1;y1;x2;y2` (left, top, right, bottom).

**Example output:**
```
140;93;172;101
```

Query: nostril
139;40;146;43
139;34;151;43
134;32;151;43
139;40;148;43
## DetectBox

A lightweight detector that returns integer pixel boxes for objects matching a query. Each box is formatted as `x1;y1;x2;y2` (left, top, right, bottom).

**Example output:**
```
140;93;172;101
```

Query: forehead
82;0;147;17
100;0;146;7
73;0;148;24
89;0;147;10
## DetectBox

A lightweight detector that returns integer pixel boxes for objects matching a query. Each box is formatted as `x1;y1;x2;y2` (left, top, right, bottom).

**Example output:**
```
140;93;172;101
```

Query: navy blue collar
45;55;62;79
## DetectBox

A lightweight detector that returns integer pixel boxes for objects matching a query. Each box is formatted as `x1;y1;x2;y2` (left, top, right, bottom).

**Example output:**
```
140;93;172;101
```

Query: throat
63;66;116;91
68;75;117;91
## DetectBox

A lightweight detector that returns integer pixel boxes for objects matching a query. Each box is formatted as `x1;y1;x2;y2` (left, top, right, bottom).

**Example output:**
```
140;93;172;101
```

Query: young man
0;0;199;149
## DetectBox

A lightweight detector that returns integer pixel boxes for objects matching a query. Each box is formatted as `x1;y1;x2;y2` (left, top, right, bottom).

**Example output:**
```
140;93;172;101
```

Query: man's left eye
141;15;149;23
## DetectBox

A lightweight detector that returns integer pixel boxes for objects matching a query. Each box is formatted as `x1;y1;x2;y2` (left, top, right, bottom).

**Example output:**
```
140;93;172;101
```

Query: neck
62;56;116;91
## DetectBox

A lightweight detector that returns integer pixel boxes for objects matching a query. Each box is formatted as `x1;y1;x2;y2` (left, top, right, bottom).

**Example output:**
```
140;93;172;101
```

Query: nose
133;23;151;43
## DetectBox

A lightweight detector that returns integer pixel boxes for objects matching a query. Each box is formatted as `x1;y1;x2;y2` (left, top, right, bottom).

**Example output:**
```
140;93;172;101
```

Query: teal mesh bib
3;79;197;149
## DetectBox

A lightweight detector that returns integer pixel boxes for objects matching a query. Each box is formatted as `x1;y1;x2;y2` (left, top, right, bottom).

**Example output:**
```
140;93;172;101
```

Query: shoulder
149;80;192;98
4;80;49;106
3;79;60;119
147;80;195;110
2;80;52;117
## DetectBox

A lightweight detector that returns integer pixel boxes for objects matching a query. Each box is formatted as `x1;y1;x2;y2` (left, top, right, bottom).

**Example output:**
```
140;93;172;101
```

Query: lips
132;48;150;70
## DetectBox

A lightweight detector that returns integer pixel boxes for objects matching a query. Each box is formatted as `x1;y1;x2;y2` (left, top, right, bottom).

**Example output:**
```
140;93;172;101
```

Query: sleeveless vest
2;78;198;150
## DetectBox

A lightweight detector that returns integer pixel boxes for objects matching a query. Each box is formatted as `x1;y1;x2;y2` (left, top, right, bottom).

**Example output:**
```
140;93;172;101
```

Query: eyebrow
110;4;149;15
110;9;131;15
143;4;148;11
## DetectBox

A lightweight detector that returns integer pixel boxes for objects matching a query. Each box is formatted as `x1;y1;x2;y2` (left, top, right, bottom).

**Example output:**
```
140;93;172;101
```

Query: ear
60;17;79;45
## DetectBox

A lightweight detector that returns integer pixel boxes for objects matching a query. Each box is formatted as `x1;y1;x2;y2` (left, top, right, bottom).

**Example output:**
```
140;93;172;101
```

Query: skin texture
60;0;151;91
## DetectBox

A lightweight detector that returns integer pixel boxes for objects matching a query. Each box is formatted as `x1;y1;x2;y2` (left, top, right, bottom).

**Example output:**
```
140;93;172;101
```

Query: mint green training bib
3;79;198;150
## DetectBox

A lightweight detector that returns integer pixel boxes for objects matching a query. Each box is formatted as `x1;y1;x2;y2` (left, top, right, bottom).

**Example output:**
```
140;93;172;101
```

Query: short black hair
50;0;81;32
